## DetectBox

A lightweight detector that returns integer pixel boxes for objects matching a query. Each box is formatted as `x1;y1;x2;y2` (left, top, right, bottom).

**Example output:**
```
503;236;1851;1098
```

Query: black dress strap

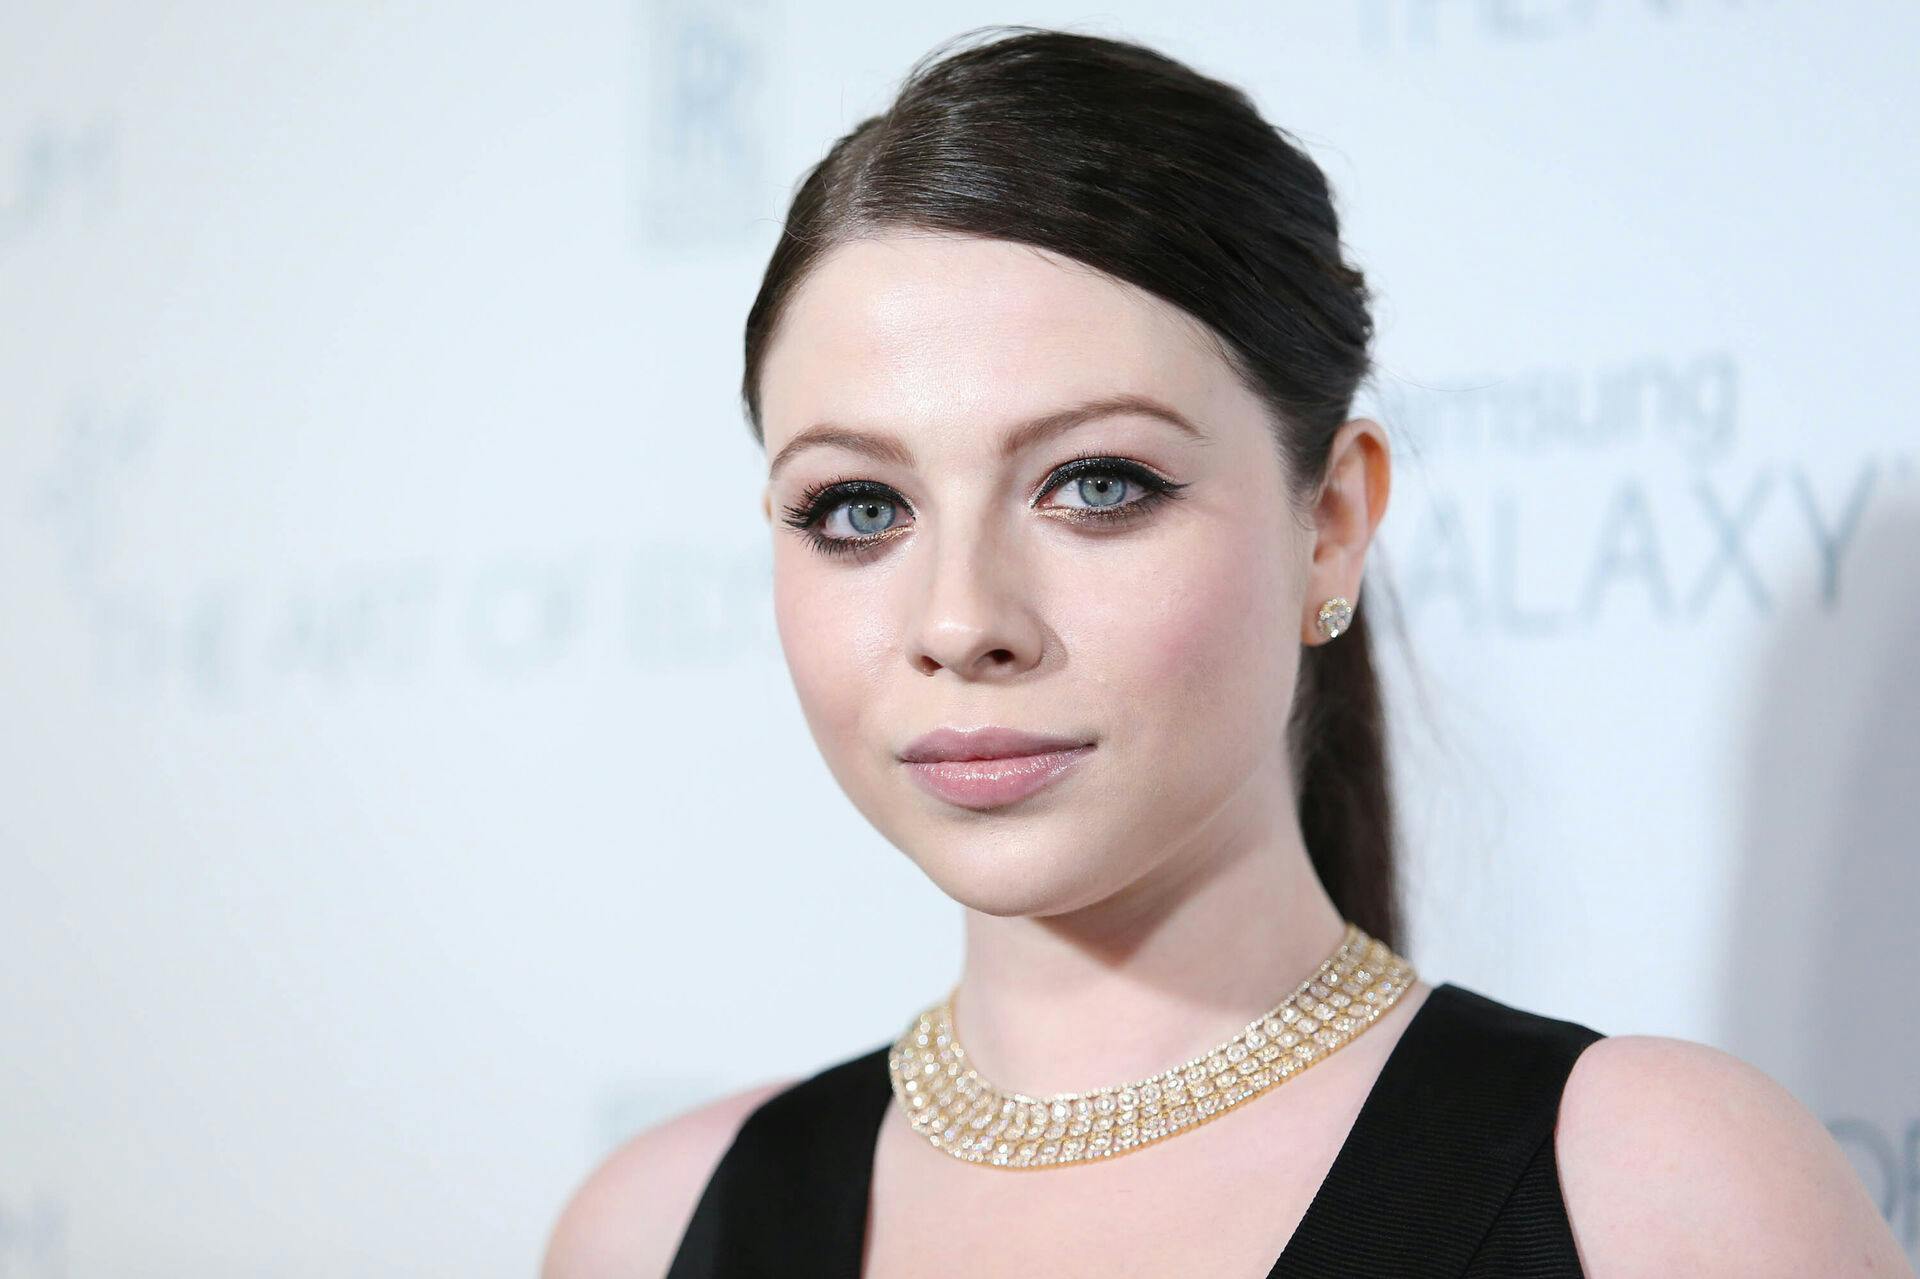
1269;982;1604;1277
665;1040;891;1279
666;982;1605;1278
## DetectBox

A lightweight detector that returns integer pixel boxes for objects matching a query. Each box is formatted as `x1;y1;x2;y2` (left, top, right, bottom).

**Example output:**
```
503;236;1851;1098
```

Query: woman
545;25;1908;1278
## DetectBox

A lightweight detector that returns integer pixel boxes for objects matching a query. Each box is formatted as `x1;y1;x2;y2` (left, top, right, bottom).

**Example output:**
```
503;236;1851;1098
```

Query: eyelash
779;456;1190;560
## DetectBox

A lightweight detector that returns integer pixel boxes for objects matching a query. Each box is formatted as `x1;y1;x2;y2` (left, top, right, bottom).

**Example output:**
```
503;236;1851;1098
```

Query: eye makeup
778;454;1190;560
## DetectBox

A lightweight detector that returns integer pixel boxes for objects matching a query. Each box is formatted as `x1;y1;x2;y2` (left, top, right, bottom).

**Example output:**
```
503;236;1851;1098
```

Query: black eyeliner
781;455;1188;558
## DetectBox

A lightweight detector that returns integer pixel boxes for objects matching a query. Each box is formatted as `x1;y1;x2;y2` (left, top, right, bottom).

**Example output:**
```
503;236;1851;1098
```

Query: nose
907;522;1045;681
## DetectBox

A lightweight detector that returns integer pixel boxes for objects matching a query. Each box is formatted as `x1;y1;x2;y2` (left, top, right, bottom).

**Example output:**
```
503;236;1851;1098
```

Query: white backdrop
4;3;1916;1275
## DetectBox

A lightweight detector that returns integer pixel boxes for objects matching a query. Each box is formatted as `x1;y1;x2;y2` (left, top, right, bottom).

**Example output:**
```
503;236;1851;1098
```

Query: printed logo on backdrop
1371;351;1918;1262
0;1193;66;1279
1360;0;1773;50
1;119;115;248
631;0;770;247
27;401;779;702
1365;352;1910;633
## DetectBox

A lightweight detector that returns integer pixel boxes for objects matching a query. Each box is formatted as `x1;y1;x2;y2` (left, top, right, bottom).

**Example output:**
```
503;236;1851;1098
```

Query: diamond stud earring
1315;596;1354;641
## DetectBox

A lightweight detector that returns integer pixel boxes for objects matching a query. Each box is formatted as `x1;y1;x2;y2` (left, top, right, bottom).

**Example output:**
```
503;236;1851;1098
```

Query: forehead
758;232;1229;452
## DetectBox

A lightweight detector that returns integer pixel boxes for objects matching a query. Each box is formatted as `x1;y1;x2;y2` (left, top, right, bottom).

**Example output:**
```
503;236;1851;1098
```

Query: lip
898;726;1096;812
899;725;1095;763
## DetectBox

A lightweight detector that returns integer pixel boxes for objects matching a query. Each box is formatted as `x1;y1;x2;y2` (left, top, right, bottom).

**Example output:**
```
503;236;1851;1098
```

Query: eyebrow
766;391;1208;481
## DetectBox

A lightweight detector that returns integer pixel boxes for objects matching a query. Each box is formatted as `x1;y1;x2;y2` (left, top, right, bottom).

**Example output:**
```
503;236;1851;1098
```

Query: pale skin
543;231;1910;1278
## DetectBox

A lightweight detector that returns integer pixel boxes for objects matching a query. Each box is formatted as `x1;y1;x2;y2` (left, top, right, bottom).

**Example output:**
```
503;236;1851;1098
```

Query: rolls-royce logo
630;0;768;247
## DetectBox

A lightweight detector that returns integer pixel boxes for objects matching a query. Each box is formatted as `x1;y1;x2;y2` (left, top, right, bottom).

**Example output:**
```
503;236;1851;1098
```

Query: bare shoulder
1555;1034;1911;1278
540;1075;799;1279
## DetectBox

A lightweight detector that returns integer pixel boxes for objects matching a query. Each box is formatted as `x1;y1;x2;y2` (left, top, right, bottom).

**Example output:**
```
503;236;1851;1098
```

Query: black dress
666;982;1605;1277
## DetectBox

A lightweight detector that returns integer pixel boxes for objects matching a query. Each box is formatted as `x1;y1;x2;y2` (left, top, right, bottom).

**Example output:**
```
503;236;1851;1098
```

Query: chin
906;833;1133;919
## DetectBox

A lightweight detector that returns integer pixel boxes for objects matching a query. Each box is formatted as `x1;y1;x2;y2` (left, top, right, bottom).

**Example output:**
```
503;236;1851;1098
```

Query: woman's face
757;231;1328;919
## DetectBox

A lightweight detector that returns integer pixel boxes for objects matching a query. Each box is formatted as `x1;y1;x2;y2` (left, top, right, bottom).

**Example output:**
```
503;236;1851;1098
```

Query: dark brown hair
740;25;1404;949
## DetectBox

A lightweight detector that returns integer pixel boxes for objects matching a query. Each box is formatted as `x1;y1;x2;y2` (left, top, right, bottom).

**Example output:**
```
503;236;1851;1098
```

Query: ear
1300;417;1391;646
760;485;774;525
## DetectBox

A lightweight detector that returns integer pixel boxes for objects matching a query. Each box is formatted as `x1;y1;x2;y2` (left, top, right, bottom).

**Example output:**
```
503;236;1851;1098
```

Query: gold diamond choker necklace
887;922;1415;1169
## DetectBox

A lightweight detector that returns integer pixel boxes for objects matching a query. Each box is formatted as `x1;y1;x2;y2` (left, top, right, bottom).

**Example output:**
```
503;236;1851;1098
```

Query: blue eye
1037;457;1187;521
780;457;1188;560
1057;473;1131;510
844;496;900;535
780;480;907;559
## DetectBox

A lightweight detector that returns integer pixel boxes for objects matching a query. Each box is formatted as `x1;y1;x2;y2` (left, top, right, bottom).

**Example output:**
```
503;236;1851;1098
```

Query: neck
948;803;1350;1097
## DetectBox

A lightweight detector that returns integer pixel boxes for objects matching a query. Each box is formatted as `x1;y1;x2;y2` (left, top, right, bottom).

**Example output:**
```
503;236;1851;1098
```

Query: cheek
772;551;885;750
1075;523;1296;735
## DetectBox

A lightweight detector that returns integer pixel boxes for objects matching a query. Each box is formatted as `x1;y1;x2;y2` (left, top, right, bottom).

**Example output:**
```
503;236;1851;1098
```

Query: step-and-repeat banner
4;3;1915;1274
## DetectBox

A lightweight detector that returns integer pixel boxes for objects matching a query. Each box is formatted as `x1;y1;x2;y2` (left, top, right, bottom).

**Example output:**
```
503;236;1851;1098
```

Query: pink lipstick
898;726;1096;812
